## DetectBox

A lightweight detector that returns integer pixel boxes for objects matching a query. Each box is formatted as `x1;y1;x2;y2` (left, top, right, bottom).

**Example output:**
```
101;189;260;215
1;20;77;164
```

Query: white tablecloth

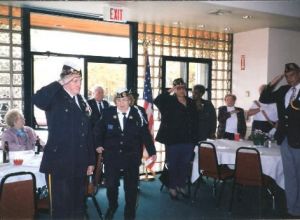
0;150;45;188
191;139;284;189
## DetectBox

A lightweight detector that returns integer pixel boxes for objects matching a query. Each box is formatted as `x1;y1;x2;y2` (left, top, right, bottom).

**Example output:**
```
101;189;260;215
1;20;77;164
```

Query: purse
159;163;169;188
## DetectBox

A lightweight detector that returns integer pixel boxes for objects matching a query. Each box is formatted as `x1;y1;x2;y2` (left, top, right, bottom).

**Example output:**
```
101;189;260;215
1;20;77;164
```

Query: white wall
232;27;300;134
267;29;300;83
232;28;269;110
232;28;300;110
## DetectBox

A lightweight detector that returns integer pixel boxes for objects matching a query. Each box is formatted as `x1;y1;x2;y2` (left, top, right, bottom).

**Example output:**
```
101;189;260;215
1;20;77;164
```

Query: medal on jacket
290;100;300;111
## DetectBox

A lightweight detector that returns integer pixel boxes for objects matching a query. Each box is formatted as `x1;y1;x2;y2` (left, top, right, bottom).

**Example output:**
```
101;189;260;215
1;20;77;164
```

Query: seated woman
217;94;246;140
1;109;37;151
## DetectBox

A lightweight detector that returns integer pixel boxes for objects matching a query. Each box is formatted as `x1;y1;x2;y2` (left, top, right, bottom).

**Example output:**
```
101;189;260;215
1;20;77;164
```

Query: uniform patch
107;124;114;130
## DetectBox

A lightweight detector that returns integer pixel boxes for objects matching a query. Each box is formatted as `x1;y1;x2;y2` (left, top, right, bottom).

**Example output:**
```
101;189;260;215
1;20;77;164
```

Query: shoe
176;187;189;198
105;208;117;220
169;188;179;200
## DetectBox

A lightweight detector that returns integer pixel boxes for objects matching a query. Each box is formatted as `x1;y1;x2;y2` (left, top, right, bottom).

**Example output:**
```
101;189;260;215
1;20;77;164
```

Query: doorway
161;56;212;99
86;61;128;104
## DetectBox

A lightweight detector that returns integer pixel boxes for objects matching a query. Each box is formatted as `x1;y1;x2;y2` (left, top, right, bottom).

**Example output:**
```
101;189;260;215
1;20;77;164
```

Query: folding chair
85;153;104;220
0;171;37;219
193;141;234;207
229;147;275;214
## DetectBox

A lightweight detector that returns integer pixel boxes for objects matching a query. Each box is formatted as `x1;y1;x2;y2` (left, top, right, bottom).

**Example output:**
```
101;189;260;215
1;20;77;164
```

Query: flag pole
140;40;155;182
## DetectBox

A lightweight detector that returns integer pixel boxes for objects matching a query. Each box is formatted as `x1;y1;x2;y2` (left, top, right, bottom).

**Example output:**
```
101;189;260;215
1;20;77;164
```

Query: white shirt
117;108;130;131
250;102;278;122
225;106;238;134
284;83;300;108
64;89;81;109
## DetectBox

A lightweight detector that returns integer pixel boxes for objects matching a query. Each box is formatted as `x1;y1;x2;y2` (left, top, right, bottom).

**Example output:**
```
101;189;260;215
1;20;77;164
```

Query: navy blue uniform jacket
94;106;156;168
32;81;95;177
87;98;109;128
260;84;300;148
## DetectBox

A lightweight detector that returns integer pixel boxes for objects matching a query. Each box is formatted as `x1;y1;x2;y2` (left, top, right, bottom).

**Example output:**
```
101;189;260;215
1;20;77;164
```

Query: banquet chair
193;141;234;207
0;171;37;219
229;147;275;214
85;153;104;220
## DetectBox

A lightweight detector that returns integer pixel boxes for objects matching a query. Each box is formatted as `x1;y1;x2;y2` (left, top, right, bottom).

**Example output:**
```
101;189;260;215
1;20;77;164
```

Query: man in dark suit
94;89;156;220
260;63;300;218
32;62;95;219
217;94;246;140
88;86;109;128
192;84;217;141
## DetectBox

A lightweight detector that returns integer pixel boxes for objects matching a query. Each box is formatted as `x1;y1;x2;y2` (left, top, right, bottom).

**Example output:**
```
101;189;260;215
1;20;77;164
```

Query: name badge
107;124;114;130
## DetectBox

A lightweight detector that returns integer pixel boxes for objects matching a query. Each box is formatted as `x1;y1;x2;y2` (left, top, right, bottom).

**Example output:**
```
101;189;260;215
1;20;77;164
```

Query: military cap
285;63;300;73
116;88;130;98
60;61;82;79
173;78;186;86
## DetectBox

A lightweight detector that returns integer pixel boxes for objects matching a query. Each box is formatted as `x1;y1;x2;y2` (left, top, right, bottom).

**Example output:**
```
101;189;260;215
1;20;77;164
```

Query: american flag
143;51;155;172
143;51;154;136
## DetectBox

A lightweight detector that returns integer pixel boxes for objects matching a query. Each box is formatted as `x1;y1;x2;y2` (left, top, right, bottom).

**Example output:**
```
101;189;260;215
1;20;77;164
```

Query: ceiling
3;1;300;33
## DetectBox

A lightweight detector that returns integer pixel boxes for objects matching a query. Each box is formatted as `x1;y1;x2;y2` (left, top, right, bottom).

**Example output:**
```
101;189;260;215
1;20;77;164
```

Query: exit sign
103;6;127;23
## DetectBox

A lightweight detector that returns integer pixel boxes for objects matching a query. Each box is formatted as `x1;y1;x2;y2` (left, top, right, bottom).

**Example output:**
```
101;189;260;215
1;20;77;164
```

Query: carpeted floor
83;176;287;220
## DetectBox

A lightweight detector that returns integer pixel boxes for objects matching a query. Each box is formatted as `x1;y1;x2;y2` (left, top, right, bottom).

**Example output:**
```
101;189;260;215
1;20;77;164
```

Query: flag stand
140;158;155;181
140;168;155;181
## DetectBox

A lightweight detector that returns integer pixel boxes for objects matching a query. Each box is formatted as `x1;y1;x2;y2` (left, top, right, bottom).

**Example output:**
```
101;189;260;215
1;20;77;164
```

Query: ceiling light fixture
242;15;253;19
198;24;205;29
224;27;231;32
172;21;182;26
209;9;232;16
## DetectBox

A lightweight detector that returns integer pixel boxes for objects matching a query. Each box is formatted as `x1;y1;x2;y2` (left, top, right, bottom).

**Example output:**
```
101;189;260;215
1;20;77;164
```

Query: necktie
290;87;296;103
73;96;82;111
98;102;103;113
122;113;127;130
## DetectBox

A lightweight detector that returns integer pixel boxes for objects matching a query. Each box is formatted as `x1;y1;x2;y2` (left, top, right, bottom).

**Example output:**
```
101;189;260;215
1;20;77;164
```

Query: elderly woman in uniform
1;109;37;151
94;89;156;220
154;78;198;200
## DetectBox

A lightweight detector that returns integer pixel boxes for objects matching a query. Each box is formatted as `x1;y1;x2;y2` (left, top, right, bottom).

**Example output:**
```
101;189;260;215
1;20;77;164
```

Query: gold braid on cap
290;100;300;111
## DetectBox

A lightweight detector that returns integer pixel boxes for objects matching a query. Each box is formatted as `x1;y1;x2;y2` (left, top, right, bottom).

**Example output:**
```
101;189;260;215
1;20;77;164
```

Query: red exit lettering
110;8;123;21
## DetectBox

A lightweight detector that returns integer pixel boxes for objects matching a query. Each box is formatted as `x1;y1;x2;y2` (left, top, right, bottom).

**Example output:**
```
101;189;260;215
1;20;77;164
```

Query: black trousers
105;162;139;219
46;174;86;219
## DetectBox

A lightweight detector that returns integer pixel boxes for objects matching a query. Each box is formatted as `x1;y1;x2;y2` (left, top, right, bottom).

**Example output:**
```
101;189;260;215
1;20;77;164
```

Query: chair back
0;171;37;219
234;147;263;186
198;141;219;178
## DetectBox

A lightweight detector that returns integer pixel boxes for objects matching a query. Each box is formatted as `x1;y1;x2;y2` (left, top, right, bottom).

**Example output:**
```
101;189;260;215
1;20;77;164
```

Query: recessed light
172;21;182;26
224;27;231;32
242;15;253;19
198;24;205;28
209;9;232;16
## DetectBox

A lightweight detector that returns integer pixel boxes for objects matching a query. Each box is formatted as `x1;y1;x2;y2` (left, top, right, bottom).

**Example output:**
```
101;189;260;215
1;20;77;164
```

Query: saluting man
94;89;156;220
260;63;300;218
32;62;95;219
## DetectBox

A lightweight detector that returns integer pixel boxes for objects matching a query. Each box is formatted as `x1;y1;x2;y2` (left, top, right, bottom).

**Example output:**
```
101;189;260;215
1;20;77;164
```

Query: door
161;56;212;99
86;60;128;104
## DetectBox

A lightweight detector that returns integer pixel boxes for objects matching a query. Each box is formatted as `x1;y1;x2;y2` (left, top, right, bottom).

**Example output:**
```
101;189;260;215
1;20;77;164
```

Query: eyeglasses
177;86;186;90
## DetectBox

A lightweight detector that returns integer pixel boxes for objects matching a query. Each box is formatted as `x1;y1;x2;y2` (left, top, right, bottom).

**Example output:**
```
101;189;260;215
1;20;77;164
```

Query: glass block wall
0;5;23;136
137;23;233;171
